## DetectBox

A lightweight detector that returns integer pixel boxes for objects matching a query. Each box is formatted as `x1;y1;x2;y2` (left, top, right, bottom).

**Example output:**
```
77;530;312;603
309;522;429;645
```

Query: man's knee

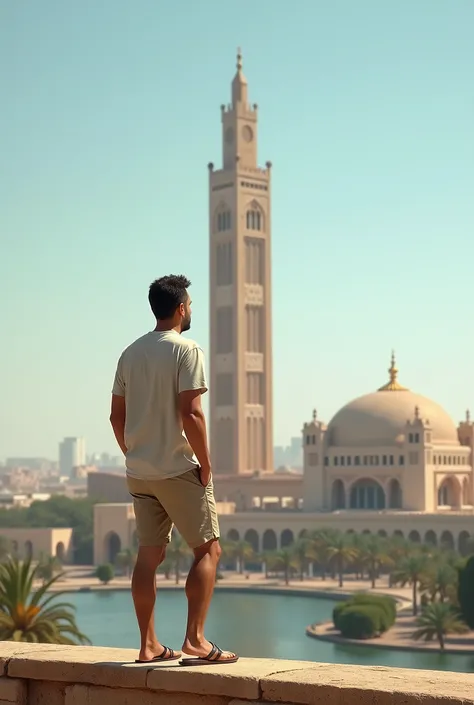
136;545;167;570
193;538;221;561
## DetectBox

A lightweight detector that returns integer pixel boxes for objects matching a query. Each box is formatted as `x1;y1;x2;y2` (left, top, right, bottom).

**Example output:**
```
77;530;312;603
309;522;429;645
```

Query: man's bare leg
181;539;236;661
132;545;181;661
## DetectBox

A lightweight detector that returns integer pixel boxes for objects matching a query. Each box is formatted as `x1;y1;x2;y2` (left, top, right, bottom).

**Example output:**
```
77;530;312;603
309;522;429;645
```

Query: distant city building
5;458;56;473
59;437;86;477
274;437;303;471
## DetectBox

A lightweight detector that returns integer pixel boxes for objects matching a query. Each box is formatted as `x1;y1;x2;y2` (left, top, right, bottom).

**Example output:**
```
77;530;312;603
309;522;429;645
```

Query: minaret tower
208;50;273;475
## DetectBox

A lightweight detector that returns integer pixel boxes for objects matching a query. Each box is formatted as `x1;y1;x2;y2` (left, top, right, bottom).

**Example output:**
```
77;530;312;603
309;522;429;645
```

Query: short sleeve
112;355;125;397
178;346;208;394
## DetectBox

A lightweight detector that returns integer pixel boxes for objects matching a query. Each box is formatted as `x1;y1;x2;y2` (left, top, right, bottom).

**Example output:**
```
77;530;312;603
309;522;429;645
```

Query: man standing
110;274;238;666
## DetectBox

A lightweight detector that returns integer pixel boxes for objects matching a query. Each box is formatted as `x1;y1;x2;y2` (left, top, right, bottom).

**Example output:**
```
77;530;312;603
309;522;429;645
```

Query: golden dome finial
378;350;409;392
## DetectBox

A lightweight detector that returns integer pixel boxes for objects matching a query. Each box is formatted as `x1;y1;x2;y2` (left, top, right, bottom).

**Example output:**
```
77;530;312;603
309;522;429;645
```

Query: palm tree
272;549;297;585
310;529;339;580
412;602;467;651
392;553;428;615
292;538;312;581
360;535;391;588
326;533;357;587
167;534;190;585
420;562;457;604
232;540;254;574
0;557;90;644
386;535;411;587
115;548;136;578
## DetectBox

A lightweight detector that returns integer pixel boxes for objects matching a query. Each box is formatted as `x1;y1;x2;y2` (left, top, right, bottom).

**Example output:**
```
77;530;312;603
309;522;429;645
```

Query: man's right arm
178;347;211;485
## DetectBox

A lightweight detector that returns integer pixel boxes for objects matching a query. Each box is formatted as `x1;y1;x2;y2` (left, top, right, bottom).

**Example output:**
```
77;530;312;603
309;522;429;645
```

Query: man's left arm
110;357;127;455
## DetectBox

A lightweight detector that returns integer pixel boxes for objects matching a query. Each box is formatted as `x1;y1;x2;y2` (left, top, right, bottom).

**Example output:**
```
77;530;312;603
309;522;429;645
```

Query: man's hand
199;464;212;487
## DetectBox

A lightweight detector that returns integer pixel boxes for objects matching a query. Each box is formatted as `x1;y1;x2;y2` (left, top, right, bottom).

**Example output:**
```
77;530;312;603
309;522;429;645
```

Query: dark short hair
148;275;191;320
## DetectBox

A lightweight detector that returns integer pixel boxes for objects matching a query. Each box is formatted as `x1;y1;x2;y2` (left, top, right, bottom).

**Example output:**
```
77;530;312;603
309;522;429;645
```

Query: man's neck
154;322;181;334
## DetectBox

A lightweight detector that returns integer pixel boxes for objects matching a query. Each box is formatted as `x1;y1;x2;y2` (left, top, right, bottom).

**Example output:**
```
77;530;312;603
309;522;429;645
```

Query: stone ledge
0;644;471;705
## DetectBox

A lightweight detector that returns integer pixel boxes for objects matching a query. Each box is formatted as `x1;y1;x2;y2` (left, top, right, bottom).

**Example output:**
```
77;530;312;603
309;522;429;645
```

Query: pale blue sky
1;0;473;460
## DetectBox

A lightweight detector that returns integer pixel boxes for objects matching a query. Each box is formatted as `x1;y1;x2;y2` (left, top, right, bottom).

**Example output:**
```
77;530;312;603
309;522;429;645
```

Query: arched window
227;529;240;542
388;479;402;509
408;530;421;543
104;531;121;564
440;530;455;551
246;207;263;231
215;208;232;233
331;479;346;510
244;529;259;553
281;529;294;548
262;529;277;552
437;477;461;508
424;530;437;546
349;479;385;510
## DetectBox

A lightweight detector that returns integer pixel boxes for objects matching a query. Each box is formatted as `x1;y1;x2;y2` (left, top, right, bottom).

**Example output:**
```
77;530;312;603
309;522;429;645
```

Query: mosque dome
326;354;459;448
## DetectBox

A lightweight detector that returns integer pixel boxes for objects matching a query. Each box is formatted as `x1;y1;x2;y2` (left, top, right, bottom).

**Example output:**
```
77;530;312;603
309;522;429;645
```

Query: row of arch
225;527;473;556
213;206;265;234
331;478;402;510
7;540;66;562
330;476;471;511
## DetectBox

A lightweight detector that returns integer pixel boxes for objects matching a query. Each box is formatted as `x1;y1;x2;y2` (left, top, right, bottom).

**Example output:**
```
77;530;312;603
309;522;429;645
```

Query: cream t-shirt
112;330;207;480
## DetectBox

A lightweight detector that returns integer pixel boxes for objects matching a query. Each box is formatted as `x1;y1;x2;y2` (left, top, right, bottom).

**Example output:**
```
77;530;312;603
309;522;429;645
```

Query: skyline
1;0;473;458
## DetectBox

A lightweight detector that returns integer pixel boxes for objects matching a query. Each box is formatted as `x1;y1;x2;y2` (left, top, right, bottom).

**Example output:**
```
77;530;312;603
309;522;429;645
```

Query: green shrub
332;602;348;630
96;563;114;584
351;593;396;626
338;605;384;639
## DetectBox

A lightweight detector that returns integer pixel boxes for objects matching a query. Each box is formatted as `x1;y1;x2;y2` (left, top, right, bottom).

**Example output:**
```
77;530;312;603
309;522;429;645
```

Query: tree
420;562;457;604
292;538;312;581
167;535;190;585
458;555;474;628
36;554;62;584
272;549;297;585
310;529;340;580
115;549;136;578
96;563;114;585
412;602;467;651
359;535;391;588
392;553;428;616
325;533;357;588
232;540;254;574
0;557;90;644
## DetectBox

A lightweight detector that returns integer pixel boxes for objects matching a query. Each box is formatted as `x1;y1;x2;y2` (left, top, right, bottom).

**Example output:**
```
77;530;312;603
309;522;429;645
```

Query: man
110;274;238;666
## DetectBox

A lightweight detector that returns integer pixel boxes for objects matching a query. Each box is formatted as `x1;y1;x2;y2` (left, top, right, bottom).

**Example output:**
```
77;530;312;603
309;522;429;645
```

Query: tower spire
232;47;248;105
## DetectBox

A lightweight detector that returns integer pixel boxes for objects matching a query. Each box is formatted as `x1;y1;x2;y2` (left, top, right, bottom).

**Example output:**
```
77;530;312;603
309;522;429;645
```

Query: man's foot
136;644;182;664
181;638;238;666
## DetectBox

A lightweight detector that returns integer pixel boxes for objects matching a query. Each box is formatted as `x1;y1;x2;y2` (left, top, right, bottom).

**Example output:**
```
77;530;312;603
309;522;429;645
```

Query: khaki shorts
126;468;220;549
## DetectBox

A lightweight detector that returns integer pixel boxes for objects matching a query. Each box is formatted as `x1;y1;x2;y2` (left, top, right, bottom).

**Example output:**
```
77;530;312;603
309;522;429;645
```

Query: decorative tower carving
209;51;273;475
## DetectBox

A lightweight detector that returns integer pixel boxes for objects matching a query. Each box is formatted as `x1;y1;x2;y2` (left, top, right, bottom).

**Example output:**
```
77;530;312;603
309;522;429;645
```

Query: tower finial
237;47;242;71
466;409;471;423
312;408;317;422
378;350;409;392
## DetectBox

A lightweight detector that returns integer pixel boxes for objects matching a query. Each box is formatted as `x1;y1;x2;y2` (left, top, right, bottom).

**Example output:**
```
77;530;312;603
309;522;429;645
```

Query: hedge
332;593;396;636
351;593;396;625
338;605;384;639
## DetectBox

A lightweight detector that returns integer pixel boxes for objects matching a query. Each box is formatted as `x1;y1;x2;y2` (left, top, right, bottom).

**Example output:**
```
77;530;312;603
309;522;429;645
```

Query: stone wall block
0;677;27;704
27;681;65;705
66;684;230;705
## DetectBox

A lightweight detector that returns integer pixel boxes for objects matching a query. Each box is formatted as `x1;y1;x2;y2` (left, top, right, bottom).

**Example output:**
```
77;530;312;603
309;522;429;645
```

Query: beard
181;314;191;332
